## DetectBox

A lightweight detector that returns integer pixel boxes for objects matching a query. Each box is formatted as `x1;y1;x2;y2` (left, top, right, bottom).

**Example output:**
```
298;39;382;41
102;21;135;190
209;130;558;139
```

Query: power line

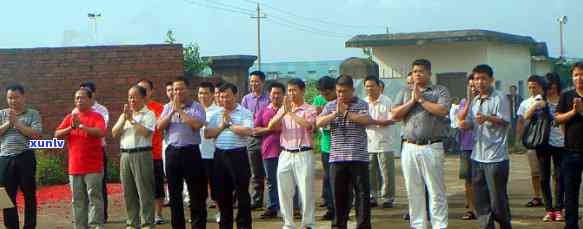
182;0;253;16
266;18;348;39
267;16;351;38
181;0;352;38
239;0;386;30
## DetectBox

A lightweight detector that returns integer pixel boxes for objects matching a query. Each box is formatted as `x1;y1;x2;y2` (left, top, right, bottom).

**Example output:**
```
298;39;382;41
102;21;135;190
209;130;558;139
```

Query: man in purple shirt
156;77;207;229
241;70;271;209
253;82;285;219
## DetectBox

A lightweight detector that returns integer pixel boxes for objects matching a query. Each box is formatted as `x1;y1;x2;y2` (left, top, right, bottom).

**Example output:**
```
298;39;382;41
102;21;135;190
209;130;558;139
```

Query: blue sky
1;0;581;62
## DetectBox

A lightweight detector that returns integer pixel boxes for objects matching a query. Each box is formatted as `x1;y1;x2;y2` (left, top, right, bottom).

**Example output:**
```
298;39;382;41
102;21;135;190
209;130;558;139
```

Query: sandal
461;211;476;220
525;198;543;207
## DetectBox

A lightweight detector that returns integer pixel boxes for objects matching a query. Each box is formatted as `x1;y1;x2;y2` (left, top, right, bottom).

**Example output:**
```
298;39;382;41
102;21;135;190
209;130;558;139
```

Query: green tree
165;29;210;77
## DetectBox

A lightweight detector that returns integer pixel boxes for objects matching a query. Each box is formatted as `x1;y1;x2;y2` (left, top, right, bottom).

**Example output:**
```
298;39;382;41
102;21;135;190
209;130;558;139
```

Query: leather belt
404;139;442;146
121;147;152;153
284;146;313;153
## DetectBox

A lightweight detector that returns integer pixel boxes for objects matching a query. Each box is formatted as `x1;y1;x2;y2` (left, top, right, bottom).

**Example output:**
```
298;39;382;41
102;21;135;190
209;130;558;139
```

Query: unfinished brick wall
0;44;189;157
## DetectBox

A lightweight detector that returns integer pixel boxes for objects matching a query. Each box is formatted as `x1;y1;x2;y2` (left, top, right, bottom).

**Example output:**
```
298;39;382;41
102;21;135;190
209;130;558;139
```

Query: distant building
346;29;554;99
250;60;342;80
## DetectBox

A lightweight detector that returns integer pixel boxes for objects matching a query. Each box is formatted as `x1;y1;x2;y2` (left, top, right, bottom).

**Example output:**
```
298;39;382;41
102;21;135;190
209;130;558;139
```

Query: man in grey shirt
0;84;42;229
459;64;512;229
391;59;451;229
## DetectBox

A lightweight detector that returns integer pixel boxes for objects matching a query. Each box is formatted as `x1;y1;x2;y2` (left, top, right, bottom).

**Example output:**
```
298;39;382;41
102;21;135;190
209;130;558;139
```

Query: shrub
35;150;68;186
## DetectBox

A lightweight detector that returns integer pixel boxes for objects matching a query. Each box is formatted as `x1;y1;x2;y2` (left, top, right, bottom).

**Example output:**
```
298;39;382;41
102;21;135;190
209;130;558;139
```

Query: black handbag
522;103;552;149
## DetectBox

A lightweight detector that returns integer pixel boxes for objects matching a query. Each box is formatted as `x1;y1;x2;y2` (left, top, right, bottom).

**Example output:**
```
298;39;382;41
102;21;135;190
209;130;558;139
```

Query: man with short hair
75;81;110;221
253;82;285;219
137;79;167;225
517;76;545;208
157;77;207;229
241;71;270;209
459;64;512;229
391;59;451;229
363;76;396;209
55;88;107;229
317;75;385;229
455;74;478;220
112;86;157;229
197;82;221;211
0;84;42;229
205;83;254;229
507;85;523;147
555;62;583;229
313;76;336;220
269;79;317;228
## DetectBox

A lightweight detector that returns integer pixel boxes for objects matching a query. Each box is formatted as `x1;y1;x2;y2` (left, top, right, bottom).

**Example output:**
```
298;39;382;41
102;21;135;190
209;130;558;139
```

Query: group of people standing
1;59;582;229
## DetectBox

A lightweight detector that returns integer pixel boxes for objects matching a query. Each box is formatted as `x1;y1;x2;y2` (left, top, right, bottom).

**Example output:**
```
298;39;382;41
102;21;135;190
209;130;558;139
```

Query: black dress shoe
260;209;278;219
250;203;263;210
320;211;333;221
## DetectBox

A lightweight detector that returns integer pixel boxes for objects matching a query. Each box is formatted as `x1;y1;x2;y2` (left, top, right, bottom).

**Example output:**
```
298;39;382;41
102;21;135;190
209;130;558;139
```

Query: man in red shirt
137;79;167;225
55;88;107;229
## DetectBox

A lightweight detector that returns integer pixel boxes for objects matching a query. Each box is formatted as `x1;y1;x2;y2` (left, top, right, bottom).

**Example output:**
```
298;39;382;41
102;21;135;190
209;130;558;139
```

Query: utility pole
558;16;568;59
251;3;266;70
88;13;102;44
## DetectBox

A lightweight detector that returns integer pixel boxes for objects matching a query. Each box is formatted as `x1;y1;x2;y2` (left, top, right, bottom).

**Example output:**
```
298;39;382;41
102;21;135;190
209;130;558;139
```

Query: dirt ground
27;153;583;228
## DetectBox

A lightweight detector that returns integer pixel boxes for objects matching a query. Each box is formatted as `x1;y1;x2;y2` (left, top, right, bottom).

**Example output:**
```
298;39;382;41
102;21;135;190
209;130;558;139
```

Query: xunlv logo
29;138;65;149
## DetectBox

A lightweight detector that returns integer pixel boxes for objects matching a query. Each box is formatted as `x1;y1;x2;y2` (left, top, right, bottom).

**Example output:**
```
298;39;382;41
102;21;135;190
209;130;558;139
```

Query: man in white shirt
198;82;221;210
363;76;396;208
516;75;545;208
111;85;157;228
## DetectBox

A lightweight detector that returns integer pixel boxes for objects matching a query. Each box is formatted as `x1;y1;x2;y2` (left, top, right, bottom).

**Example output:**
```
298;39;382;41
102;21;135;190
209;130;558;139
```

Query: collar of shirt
267;103;280;111
291;103;310;112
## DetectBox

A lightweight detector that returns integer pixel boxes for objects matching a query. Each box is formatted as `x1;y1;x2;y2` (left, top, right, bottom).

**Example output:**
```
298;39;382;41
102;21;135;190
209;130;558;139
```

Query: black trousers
536;146;564;211
0;150;37;229
213;147;252;229
331;162;370;229
562;152;583;229
165;144;207;229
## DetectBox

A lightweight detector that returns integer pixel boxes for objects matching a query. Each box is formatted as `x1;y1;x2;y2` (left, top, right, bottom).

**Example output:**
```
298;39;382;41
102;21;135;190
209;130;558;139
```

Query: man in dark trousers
0;84;42;229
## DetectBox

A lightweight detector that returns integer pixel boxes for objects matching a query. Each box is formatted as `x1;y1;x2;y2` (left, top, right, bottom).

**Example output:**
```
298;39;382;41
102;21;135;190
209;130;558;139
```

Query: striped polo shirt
320;97;369;163
208;104;254;150
0;108;43;157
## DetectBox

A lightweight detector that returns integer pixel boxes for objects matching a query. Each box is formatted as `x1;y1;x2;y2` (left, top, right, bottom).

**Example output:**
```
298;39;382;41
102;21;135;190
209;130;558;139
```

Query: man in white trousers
391;59;451;229
268;78;317;229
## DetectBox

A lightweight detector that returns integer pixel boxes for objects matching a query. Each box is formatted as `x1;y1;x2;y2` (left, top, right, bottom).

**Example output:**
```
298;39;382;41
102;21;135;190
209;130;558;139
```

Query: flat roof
346;29;538;48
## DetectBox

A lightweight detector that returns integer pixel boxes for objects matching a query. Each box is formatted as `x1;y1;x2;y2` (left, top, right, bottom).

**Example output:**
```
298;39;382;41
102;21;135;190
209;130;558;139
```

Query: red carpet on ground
14;183;122;209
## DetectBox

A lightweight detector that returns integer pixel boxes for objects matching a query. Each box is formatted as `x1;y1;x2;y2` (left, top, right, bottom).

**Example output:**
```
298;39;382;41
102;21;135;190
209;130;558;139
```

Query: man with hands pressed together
555;62;583;229
205;83;254;229
317;75;388;229
0;84;42;229
458;64;512;229
391;59;451;229
156;77;207;229
55;88;107;229
112;86;156;229
268;79;317;229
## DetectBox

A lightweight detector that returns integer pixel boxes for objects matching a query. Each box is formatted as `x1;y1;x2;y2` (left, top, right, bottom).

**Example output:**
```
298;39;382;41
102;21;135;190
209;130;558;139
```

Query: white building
346;29;553;99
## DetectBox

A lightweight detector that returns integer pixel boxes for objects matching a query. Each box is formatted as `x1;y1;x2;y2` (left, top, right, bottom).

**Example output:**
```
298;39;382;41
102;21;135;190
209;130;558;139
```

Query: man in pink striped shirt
268;78;317;229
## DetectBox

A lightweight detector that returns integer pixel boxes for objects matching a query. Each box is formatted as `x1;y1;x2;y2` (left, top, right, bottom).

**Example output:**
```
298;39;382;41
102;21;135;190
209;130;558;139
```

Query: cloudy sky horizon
1;0;581;62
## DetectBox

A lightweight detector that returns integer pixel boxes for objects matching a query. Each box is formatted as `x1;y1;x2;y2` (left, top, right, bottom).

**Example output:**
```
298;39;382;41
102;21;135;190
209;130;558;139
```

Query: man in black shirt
555;62;583;229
